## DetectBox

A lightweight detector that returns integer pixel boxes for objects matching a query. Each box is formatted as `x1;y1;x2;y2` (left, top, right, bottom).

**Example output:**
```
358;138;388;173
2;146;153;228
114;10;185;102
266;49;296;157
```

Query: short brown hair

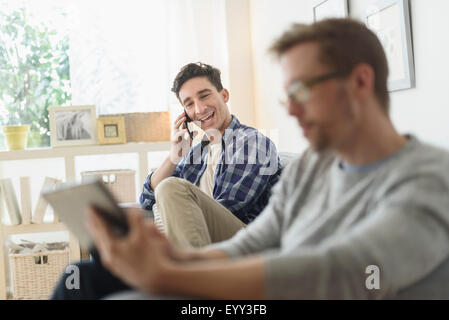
270;19;390;113
171;62;223;101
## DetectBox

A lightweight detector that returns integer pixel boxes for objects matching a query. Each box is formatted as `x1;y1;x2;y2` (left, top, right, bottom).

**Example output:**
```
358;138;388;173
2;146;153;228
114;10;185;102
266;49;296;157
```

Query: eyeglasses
281;70;347;106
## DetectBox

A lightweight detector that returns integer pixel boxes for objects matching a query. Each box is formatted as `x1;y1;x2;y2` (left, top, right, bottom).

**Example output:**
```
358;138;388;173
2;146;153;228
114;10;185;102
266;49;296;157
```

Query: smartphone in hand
184;111;194;140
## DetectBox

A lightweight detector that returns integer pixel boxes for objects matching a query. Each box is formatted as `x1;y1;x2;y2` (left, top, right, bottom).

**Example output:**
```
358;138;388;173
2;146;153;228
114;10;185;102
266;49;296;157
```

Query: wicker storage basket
81;169;136;203
9;249;69;300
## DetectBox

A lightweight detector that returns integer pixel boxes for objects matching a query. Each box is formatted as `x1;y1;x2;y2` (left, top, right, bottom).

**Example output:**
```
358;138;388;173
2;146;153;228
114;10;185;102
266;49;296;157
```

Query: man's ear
220;88;230;103
350;63;375;100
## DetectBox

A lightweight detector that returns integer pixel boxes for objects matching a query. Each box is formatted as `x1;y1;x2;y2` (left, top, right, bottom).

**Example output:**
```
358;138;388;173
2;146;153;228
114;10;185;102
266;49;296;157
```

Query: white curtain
67;0;229;115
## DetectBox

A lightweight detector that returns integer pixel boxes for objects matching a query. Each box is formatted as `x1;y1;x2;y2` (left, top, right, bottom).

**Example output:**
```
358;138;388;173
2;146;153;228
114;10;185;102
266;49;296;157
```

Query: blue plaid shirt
140;115;282;224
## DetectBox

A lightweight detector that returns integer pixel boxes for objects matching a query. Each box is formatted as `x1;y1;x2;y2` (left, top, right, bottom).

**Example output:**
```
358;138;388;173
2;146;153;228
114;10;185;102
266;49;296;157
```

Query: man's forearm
150;156;179;190
156;255;266;299
178;247;231;262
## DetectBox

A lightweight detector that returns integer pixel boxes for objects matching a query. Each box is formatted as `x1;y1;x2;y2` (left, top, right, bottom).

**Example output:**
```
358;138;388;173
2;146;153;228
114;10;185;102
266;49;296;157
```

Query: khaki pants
153;177;246;248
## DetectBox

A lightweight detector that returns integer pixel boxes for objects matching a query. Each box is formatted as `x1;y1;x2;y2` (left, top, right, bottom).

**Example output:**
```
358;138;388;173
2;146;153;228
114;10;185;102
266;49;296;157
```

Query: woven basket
9;249;69;300
81;169;136;203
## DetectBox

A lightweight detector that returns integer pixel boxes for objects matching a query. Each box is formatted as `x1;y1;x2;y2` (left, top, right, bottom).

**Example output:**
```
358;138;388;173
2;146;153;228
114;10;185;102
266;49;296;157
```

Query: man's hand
86;207;172;293
149;113;200;190
86;206;264;299
170;113;197;164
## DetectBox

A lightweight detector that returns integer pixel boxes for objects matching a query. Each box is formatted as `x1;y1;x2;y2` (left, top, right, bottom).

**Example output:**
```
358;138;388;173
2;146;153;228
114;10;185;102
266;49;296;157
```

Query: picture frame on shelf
365;0;415;91
49;105;97;147
97;115;127;145
313;0;348;22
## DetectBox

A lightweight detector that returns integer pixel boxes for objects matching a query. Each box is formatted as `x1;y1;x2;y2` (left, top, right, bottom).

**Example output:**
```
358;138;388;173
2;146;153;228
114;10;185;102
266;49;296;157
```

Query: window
0;0;229;150
0;1;71;148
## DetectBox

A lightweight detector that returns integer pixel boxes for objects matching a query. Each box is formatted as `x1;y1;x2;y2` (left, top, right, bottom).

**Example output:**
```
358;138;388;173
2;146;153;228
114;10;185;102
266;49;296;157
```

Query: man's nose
194;100;206;116
287;98;305;119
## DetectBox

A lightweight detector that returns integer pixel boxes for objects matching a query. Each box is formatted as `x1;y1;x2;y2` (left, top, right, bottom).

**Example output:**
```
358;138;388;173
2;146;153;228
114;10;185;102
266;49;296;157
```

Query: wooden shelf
0;141;171;161
0;141;171;299
0;141;170;192
1;222;68;236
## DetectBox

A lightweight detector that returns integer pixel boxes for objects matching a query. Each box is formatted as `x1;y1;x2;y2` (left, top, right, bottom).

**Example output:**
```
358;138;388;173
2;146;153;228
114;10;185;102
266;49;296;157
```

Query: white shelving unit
0;141;170;186
0;141;170;299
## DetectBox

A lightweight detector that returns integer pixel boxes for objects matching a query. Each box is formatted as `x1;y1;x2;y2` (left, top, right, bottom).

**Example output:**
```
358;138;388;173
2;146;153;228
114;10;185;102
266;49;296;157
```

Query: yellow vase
3;125;30;150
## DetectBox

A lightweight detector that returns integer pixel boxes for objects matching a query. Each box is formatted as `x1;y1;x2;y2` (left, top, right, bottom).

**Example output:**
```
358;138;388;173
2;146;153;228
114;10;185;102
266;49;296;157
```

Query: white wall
248;0;314;153
225;0;257;128
247;0;449;152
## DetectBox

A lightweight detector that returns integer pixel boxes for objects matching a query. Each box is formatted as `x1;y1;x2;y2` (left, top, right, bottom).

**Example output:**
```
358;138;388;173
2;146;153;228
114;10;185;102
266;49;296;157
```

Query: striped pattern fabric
140;115;282;224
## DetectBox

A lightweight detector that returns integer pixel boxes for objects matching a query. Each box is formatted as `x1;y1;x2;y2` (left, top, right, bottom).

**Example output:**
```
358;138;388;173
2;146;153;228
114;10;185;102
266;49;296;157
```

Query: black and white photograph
49;105;97;147
56;111;92;141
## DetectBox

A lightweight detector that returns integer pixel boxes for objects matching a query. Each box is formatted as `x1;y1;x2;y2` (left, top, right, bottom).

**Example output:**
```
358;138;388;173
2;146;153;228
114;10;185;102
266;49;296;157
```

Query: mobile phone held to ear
41;178;129;251
184;110;194;140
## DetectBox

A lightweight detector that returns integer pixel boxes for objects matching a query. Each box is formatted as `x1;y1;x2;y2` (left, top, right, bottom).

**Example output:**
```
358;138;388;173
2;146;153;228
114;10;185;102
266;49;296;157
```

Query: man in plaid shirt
140;63;281;248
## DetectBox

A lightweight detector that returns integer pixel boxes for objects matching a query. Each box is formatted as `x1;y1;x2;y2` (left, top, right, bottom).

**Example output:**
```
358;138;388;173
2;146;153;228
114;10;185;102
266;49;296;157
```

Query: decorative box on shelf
100;112;171;143
80;169;136;203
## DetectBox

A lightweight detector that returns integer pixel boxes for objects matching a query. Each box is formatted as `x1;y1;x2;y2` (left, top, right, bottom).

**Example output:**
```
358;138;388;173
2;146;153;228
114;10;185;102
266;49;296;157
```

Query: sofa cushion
279;152;299;168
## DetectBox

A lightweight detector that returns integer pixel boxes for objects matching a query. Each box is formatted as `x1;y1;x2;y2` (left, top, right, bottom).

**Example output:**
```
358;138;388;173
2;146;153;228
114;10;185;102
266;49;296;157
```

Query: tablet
41;177;129;251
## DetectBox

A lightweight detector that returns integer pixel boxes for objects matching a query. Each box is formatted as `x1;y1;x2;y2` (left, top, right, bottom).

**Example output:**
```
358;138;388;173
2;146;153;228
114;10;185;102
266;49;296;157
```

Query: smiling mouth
199;111;214;122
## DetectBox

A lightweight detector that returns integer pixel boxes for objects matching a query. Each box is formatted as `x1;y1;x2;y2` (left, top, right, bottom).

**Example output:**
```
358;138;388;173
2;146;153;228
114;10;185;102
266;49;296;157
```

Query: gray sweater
212;136;449;299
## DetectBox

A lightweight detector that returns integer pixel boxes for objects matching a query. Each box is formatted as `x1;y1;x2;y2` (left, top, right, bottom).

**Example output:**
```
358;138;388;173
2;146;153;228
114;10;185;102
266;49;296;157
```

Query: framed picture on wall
365;0;415;91
313;0;348;22
49;105;97;147
97;115;127;145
